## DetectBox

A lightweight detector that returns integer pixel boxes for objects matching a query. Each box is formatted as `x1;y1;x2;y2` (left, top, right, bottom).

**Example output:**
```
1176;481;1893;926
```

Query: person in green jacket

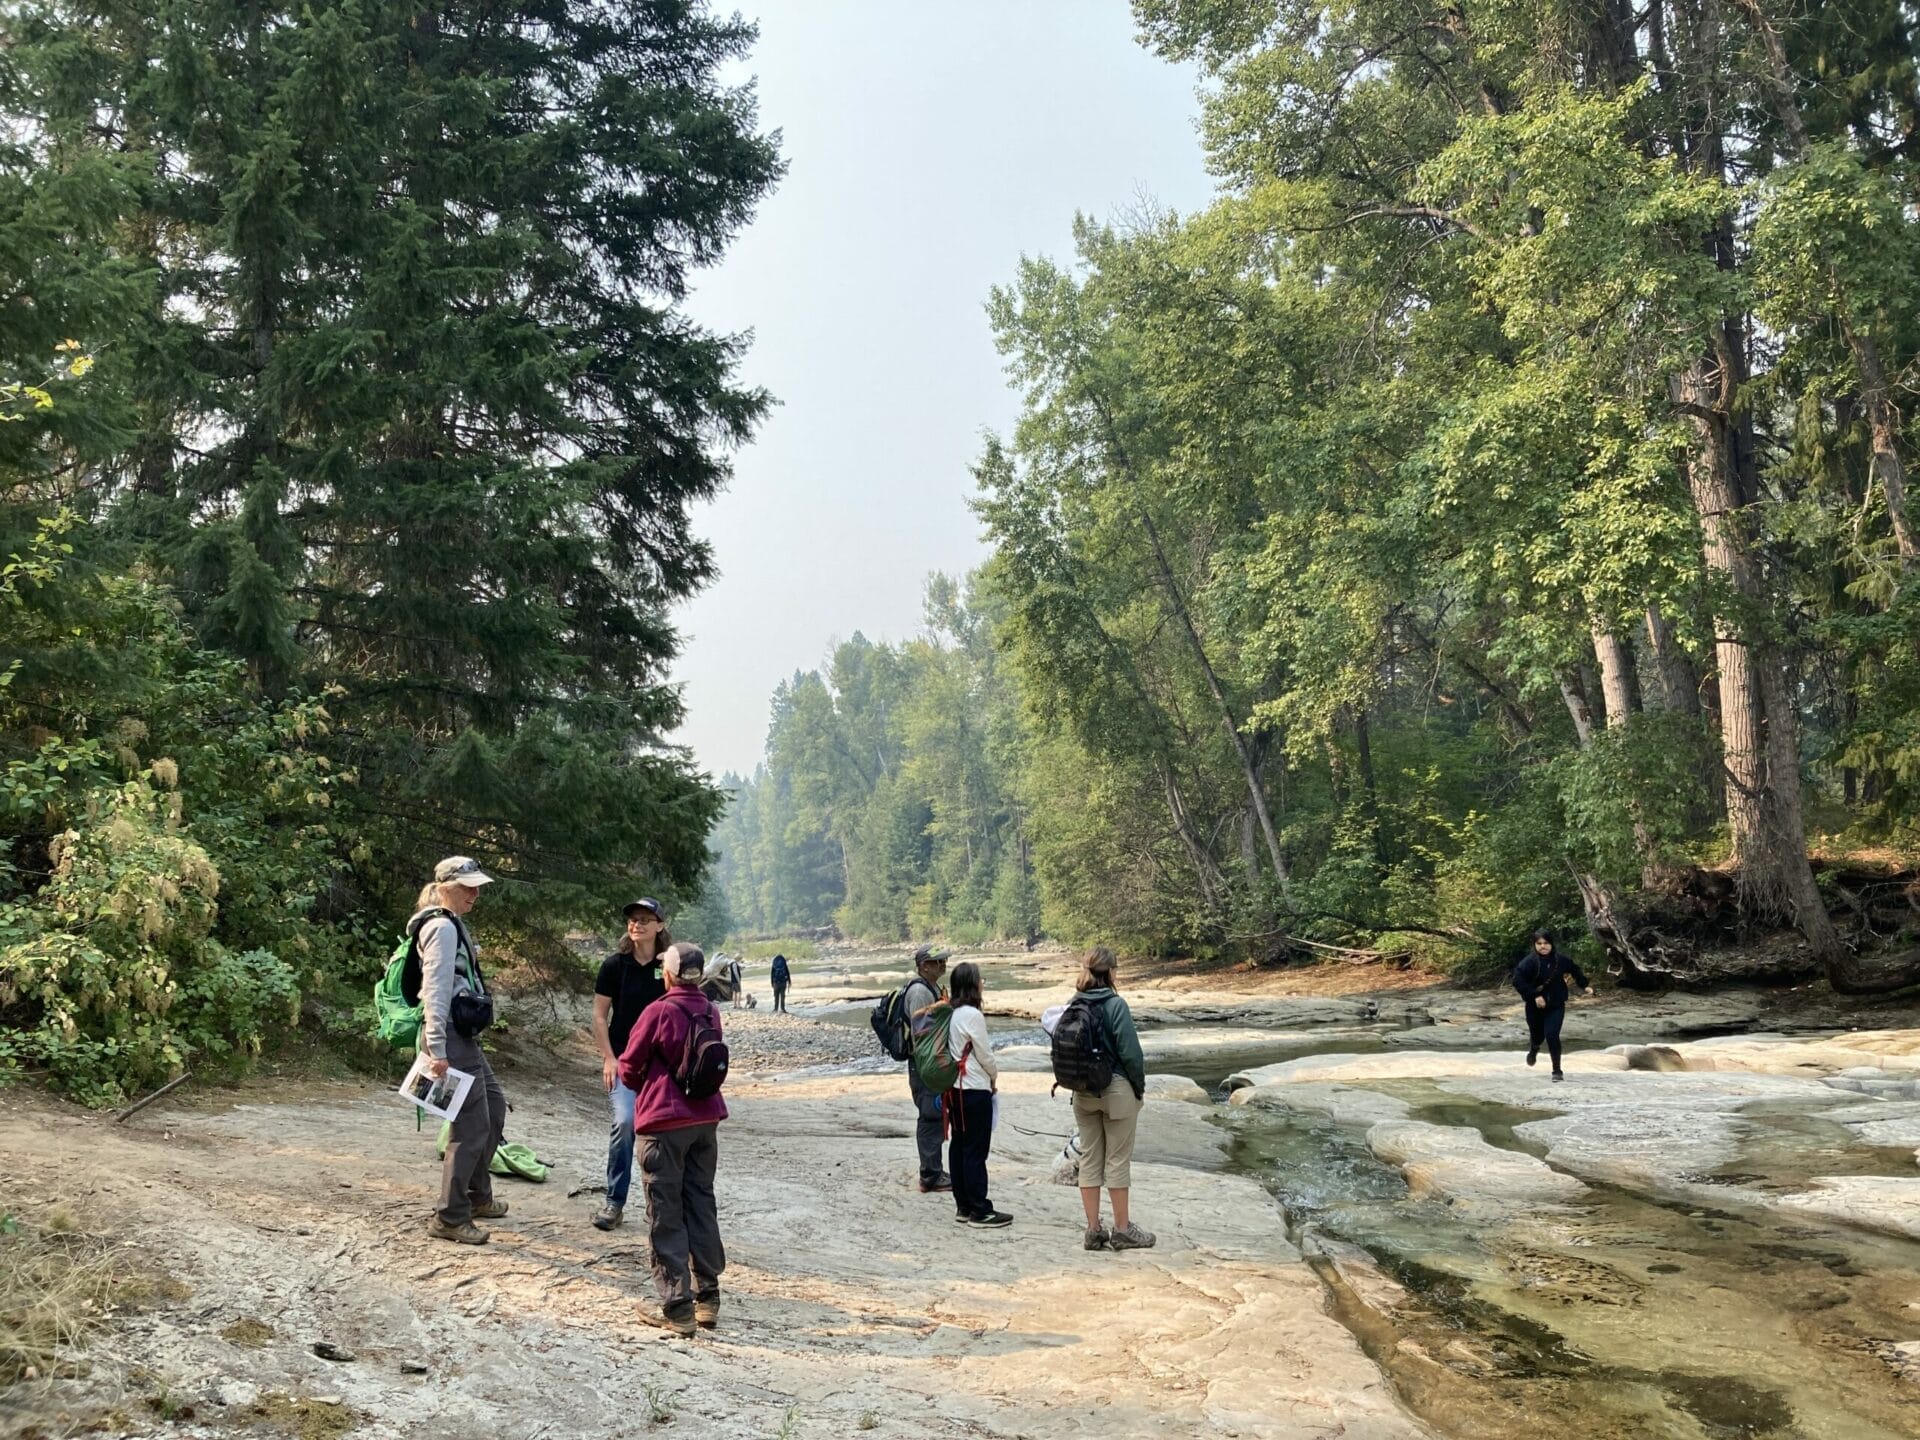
1071;948;1154;1252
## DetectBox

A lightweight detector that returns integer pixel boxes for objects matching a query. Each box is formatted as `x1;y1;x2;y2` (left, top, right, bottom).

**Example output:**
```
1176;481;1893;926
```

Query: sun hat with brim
435;856;494;887
624;898;665;920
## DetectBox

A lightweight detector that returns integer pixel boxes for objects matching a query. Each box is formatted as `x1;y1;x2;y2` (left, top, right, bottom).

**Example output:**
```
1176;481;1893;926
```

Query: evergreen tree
51;0;786;922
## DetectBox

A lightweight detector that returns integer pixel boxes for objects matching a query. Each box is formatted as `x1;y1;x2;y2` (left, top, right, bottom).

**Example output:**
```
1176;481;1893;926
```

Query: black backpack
1050;995;1115;1095
869;983;919;1061
675;1003;730;1100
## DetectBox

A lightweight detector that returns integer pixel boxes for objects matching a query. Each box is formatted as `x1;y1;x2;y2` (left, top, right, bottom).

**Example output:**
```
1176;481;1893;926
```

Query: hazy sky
673;2;1215;780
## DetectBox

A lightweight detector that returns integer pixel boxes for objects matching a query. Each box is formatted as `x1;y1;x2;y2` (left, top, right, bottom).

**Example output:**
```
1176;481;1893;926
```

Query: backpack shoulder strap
407;905;452;942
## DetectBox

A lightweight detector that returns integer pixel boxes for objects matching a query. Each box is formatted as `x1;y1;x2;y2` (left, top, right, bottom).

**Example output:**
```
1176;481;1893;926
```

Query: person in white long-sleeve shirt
945;962;1010;1228
413;855;507;1244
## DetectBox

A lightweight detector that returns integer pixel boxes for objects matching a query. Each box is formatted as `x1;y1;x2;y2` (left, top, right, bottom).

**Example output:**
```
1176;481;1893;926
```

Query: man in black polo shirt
591;898;669;1230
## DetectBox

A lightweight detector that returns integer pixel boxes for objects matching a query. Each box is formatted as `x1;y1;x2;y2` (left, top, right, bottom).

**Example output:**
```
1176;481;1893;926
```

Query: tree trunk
1136;498;1291;895
1589;617;1637;729
1846;325;1919;567
1559;672;1596;746
1162;763;1227;910
1642;605;1700;715
1679;355;1843;961
1558;681;1655;975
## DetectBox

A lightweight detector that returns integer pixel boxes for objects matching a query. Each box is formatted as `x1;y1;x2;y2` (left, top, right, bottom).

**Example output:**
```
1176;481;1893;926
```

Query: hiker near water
945;961;1011;1227
904;944;952;1192
1067;948;1154;1252
770;952;791;1012
1512;929;1594;1082
591;897;670;1231
617;943;730;1336
417;856;508;1245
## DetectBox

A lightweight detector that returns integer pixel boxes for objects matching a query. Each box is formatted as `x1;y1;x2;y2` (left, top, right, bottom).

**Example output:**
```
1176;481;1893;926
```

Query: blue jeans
607;1079;637;1206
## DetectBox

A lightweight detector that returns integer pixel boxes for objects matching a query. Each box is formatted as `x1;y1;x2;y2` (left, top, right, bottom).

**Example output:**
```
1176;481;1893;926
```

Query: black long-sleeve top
1511;949;1591;1010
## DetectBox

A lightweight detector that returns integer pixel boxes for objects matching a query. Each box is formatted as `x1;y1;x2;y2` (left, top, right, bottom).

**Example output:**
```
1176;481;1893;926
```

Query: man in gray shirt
904;945;951;1193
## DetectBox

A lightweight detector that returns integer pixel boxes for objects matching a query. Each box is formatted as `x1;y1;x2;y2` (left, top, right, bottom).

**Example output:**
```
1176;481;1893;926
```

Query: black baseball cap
912;945;951;965
624;898;665;920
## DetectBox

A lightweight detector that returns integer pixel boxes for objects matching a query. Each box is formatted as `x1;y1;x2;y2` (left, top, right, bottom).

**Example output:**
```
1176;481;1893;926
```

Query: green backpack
372;906;451;1049
911;1000;963;1092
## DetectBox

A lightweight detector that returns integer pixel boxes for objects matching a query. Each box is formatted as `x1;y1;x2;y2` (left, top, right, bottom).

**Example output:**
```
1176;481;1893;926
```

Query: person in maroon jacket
617;942;729;1336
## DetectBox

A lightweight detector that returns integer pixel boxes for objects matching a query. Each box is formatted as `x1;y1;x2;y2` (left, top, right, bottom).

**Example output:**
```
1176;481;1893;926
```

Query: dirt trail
2;1038;1426;1440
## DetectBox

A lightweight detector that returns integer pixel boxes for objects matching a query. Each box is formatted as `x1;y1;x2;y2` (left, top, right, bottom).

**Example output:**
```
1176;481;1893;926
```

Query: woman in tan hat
415;856;506;1244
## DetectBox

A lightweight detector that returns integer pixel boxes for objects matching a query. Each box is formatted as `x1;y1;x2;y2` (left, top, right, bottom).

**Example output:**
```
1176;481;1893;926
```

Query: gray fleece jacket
411;906;481;1059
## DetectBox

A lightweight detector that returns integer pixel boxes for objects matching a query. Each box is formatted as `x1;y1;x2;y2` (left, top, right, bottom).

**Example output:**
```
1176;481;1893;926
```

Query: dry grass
221;1315;276;1349
252;1392;357;1438
0;1215;177;1388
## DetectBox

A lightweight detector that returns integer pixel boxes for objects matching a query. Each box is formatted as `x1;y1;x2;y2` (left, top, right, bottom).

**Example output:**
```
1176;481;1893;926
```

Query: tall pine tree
65;0;782;921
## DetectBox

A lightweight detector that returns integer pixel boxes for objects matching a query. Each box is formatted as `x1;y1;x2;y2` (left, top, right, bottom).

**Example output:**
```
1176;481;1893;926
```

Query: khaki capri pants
1072;1075;1143;1189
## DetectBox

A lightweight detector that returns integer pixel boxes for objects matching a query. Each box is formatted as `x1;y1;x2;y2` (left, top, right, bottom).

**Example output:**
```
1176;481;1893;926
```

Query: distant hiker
591;898;670;1231
1512;929;1594;1082
944;961;1010;1228
417;856;506;1245
617;943;730;1337
904;944;951;1193
1059;947;1153;1252
770;953;791;1013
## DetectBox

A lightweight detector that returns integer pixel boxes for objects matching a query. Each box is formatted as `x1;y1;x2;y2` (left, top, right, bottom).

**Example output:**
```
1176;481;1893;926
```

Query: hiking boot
1109;1222;1156;1251
427;1217;489;1246
470;1199;509;1220
1084;1224;1110;1251
592;1202;624;1231
1525;1047;1538;1067
970;1210;1013;1229
694;1296;721;1329
919;1174;953;1193
635;1303;697;1338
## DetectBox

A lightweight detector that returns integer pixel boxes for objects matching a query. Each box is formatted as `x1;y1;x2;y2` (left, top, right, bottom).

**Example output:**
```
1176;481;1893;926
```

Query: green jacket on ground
1077;986;1146;1099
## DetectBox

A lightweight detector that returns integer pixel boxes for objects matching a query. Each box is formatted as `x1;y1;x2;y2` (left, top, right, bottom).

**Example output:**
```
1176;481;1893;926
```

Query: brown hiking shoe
694;1296;721;1329
470;1199;509;1220
1084;1224;1110;1251
636;1303;697;1338
427;1217;489;1245
1109;1222;1156;1251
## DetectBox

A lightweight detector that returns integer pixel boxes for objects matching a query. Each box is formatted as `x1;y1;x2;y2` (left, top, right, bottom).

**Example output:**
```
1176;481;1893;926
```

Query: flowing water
763;947;1920;1433
1213;1059;1920;1438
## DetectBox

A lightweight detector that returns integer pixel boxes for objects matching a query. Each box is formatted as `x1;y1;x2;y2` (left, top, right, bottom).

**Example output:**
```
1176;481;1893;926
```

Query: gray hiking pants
639;1122;725;1314
908;1065;944;1184
437;1033;506;1226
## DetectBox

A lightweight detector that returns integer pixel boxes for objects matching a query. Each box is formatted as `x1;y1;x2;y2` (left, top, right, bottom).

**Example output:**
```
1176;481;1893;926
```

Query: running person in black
1512;929;1594;1081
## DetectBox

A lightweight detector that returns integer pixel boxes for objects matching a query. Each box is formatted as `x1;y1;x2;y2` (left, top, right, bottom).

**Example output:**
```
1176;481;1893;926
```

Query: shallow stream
765;947;1920;1434
1212;1046;1920;1438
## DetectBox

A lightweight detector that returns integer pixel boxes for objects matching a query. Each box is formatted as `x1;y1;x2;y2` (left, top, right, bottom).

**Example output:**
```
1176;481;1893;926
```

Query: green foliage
0;526;330;1100
733;0;1920;969
0;0;782;1096
713;576;1041;944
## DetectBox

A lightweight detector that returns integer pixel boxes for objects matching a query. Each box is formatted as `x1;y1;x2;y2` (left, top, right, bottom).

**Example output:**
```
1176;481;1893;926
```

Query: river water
1211;1046;1920;1438
769;949;1920;1435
